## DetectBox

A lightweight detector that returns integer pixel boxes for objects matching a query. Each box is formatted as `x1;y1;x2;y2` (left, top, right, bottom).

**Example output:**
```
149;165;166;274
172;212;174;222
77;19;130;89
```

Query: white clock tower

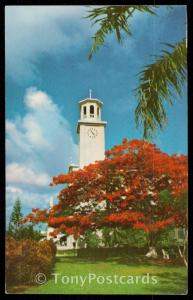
47;92;107;250
77;92;107;169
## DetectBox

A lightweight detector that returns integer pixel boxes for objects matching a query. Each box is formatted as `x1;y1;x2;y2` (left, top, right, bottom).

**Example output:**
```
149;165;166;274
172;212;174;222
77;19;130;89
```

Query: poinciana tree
22;139;188;264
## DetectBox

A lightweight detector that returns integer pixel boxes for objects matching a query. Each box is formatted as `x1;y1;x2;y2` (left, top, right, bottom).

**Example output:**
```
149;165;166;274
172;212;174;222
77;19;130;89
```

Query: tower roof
79;98;103;107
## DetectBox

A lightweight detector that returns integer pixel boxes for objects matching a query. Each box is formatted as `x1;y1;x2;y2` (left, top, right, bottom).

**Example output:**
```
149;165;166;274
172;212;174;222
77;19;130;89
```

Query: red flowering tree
22;139;188;262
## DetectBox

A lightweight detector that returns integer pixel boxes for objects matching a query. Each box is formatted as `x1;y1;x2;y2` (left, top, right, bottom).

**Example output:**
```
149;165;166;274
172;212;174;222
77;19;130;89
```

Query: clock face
87;127;98;138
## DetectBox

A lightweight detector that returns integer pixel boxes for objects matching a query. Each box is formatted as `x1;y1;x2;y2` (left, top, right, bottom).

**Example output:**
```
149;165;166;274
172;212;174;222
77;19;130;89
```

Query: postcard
5;5;188;295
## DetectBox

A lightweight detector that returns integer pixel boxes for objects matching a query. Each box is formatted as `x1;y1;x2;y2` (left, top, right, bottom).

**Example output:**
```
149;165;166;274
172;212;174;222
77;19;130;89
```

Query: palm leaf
135;38;187;139
86;5;158;59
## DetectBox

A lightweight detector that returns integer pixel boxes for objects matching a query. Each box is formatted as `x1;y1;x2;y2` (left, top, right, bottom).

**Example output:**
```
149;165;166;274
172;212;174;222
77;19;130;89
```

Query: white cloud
6;163;50;187
5;5;160;83
23;116;48;148
24;87;56;110
5;6;92;83
6;186;23;194
6;87;78;172
6;187;51;209
6;87;78;220
6;185;54;210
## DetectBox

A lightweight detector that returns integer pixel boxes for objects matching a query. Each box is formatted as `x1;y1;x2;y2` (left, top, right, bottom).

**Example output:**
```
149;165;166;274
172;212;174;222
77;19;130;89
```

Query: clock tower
77;93;107;169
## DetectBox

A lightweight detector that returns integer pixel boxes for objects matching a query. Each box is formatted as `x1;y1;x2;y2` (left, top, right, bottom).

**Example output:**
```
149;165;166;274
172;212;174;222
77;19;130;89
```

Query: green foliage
135;39;187;139
156;227;185;249
6;237;56;286
102;227;123;247
7;224;43;241
8;198;23;239
21;224;43;240
7;198;43;241
78;227;147;249
159;189;174;205
125;229;147;248
86;5;158;59
102;227;147;248
79;230;101;248
159;189;187;228
159;189;187;212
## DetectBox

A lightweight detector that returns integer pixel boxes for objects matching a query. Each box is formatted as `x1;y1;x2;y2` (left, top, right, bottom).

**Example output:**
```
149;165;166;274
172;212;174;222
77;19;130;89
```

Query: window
97;107;99;117
90;105;94;117
60;236;67;246
83;106;87;118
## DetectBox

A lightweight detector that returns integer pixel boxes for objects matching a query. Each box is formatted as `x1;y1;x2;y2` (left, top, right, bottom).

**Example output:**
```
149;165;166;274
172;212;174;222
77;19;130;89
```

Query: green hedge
77;246;148;259
56;249;76;256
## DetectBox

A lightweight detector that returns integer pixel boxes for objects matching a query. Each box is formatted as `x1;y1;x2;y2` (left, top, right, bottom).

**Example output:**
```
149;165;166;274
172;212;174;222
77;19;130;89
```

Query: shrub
5;237;56;286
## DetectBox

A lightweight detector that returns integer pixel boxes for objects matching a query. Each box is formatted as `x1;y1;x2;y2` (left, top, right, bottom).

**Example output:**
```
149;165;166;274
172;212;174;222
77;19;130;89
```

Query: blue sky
5;5;187;222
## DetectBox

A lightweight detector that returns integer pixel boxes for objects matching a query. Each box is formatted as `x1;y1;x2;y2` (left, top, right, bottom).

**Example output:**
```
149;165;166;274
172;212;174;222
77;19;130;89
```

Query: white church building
42;92;185;259
45;91;107;250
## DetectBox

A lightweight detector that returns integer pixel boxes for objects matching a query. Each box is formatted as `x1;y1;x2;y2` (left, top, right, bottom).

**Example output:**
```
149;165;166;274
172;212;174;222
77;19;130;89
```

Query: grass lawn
8;256;187;295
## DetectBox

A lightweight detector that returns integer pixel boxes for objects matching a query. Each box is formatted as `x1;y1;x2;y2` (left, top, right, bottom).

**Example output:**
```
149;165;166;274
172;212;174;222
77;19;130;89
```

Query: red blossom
22;139;188;237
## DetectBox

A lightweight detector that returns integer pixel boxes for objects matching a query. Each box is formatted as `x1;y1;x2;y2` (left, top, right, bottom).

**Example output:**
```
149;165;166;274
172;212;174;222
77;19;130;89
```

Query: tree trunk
178;228;188;267
145;246;158;258
162;249;169;260
182;229;188;267
144;231;160;259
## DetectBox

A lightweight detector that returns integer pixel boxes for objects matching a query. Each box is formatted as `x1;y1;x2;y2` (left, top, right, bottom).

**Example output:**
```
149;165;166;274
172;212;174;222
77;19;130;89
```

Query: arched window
90;105;94;117
83;106;87;118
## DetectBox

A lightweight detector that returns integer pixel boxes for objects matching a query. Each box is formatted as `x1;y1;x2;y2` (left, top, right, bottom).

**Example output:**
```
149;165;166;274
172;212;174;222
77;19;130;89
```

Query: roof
79;98;103;106
68;164;80;173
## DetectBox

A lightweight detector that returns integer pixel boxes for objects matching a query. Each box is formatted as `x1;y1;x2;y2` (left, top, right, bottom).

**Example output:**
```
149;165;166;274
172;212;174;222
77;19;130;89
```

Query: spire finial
49;196;54;209
89;89;92;99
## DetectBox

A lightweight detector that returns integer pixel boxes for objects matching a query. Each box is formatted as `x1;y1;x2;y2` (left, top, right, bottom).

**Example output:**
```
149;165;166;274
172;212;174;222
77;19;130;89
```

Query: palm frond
135;38;187;139
86;5;158;59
